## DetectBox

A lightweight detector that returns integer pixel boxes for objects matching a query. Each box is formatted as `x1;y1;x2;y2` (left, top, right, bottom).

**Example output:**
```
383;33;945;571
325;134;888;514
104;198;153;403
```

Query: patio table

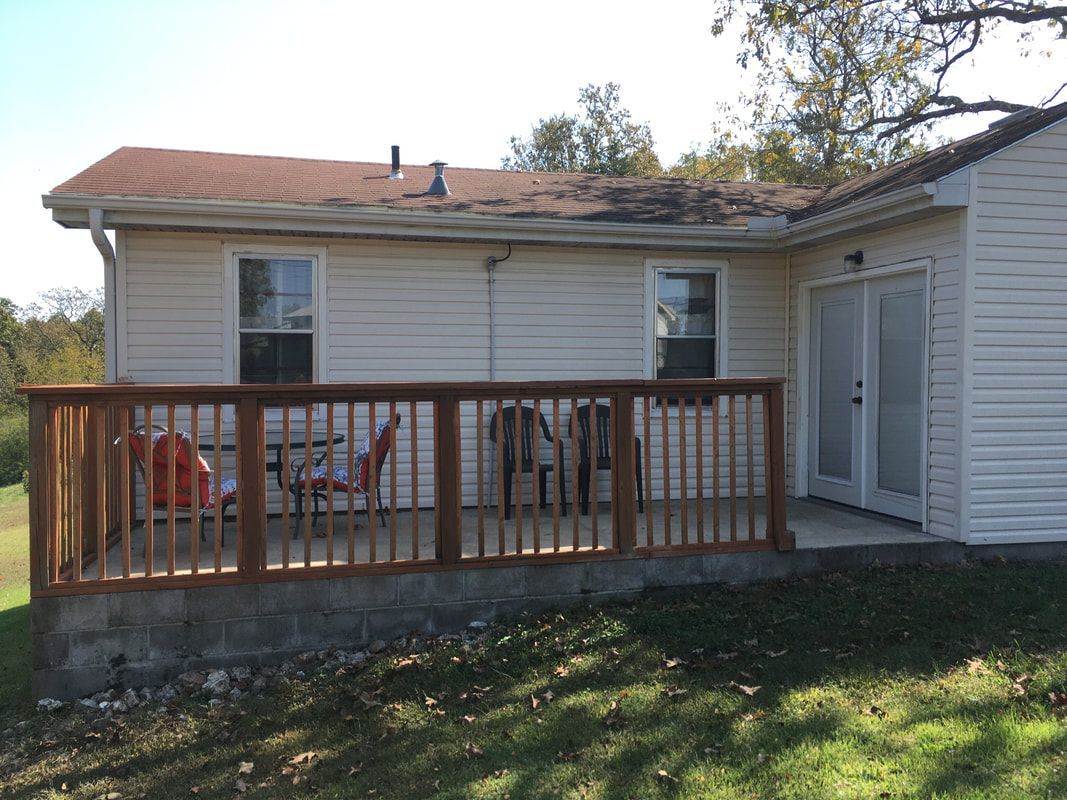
198;428;345;492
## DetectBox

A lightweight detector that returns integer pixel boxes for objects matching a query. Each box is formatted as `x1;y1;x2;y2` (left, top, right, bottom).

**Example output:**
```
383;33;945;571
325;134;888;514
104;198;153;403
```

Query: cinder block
148;621;225;660
260;579;331;615
330;575;398;610
32;633;70;670
704;552;760;584
429;601;499;634
645;555;704;588
398;572;464;606
589;558;645;591
31;595;108;634
109;590;187;626
365;605;431;641
225;616;297;654
525;563;589;597
69;627;148;668
32;666;111;701
919;542;963;566
187;584;259;621
296;610;366;647
114;658;186;691
464;566;528;601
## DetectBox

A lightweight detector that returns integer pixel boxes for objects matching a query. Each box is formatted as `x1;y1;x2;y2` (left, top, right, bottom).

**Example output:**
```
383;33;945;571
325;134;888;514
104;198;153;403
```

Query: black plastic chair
571;403;644;516
489;405;567;520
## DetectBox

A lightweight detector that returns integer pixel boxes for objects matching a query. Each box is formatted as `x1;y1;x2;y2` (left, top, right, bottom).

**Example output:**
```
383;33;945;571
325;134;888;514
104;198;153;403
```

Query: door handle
851;396;863;405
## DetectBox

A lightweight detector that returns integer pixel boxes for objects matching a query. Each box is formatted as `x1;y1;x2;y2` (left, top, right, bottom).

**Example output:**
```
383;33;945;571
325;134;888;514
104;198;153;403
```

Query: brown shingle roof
50;100;1067;228
51;148;823;227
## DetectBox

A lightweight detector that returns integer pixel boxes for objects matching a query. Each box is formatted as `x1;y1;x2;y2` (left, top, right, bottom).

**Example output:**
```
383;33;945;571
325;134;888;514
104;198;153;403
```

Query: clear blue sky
1;0;1063;304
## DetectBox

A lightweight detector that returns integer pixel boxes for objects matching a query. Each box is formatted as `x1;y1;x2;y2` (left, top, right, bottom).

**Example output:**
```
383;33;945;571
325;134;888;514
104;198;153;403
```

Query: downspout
486;243;511;380
89;208;118;383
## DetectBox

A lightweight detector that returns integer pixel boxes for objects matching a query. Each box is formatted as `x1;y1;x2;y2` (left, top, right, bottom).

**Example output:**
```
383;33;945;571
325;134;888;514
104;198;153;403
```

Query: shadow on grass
7;561;1067;799
0;600;30;724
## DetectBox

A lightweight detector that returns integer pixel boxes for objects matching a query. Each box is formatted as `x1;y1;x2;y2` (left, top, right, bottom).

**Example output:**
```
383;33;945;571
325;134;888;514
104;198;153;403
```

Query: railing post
766;383;794;551
435;395;461;565
28;398;50;592
237;397;266;575
612;390;636;554
82;403;100;562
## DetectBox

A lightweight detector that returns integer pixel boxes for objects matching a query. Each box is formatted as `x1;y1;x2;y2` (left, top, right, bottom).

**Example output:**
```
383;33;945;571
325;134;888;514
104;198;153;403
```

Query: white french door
807;271;926;522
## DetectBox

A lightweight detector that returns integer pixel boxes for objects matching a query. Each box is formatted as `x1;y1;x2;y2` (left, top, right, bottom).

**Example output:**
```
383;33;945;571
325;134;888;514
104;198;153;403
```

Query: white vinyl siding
119;233;787;512
786;213;964;537
967;123;1067;542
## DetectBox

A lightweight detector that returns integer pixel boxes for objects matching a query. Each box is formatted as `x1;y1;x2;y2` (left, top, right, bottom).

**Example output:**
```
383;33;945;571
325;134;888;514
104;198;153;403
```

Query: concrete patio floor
108;497;935;577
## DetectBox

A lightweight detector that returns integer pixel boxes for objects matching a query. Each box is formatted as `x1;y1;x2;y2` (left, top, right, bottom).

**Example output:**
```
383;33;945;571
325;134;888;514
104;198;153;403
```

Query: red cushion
129;431;212;508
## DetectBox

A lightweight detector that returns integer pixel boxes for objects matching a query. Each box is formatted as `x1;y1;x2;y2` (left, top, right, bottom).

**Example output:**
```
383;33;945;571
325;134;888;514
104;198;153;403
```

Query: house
24;102;1067;699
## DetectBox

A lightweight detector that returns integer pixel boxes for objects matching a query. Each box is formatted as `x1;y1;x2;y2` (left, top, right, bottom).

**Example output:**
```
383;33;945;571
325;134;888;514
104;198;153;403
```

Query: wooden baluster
190;404;199;574
142;404;152;578
367;402;377;563
643;396;653;547
213;405;222;572
496;399;505;556
476;400;485;557
588;396;598;550
326;403;335;566
303;405;313;567
434;396;461;565
729;395;738;541
678;398;689;546
746;394;756;540
609;396;617;550
166;405;177;575
531;399;541;554
712;396;721;543
410;401;419;561
389;400;398;562
347;403;356;564
695;396;705;544
661;397;671;547
236;397;266;577
94;403;106;580
513;399;522;553
552;399;561;552
281;405;290;569
51;405;62;584
570;398;579;551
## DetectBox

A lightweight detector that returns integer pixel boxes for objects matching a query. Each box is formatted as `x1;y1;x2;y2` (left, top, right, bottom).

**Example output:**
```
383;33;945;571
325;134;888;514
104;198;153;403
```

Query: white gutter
43;193;770;251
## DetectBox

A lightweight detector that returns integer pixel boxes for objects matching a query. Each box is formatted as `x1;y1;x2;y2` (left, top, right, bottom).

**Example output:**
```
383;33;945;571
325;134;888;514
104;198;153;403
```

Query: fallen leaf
554;665;570;677
756;752;769;764
964;657;988;675
556;750;580;762
542;690;555;704
603;699;624;728
529;694;541;710
728;681;762;697
237;761;254;775
1049;691;1067;717
663;684;688;699
864;705;889;719
288;751;317;767
465;742;484;758
461;714;478;724
744;638;759;648
424;696;438;708
766;649;788;658
234;778;248;793
662;656;687;669
655;769;678;783
348;764;363;777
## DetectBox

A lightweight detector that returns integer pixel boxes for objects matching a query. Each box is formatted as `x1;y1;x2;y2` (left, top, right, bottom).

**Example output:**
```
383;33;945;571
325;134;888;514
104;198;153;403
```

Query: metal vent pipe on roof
426;161;450;195
388;145;403;179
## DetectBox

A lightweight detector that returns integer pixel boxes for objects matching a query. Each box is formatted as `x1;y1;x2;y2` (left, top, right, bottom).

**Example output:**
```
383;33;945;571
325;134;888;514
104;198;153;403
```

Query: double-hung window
237;256;315;384
654;269;719;379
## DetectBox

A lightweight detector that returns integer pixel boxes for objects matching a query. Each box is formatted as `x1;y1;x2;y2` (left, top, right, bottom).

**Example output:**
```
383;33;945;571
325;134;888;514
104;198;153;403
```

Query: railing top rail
19;377;785;403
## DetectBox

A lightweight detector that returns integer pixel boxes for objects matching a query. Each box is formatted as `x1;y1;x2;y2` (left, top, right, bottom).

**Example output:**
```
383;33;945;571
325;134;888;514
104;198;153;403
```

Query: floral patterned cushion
296;421;393;494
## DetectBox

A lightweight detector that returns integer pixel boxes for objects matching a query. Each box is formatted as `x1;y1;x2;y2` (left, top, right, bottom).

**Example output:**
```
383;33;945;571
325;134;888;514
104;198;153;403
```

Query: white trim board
795;258;932;531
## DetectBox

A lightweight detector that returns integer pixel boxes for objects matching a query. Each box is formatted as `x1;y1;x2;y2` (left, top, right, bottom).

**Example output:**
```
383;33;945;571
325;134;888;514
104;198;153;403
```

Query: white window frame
644;259;729;407
223;243;328;419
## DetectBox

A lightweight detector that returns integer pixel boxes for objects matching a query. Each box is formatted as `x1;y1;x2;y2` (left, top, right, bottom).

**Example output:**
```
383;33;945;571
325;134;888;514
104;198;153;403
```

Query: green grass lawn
0;483;30;725
1;557;1066;799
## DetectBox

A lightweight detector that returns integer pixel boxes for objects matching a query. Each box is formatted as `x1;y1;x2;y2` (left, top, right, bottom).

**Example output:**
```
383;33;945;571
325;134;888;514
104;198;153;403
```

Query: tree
705;0;1066;183
503;83;665;177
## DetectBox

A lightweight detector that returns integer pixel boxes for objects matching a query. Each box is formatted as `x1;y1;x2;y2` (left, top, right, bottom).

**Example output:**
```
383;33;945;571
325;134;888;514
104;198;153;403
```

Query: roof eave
42;193;780;251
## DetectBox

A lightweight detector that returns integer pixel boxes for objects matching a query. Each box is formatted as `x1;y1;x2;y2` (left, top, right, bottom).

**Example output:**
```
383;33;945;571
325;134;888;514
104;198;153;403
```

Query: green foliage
503;83;664;177
706;0;1066;184
0;287;104;411
0;412;28;488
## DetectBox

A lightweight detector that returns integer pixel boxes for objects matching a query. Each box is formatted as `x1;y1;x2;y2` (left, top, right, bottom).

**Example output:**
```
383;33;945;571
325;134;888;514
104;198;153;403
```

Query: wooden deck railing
21;378;791;596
